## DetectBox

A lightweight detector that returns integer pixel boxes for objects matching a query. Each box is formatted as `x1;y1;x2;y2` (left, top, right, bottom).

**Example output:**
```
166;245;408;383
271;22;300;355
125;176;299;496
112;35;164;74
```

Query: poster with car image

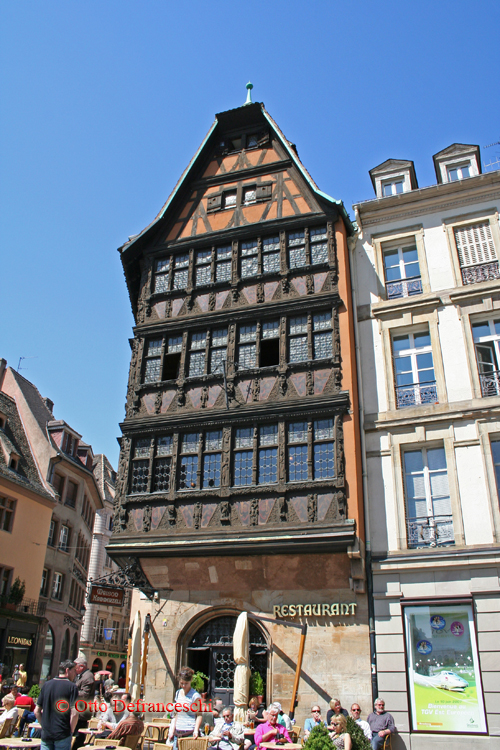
404;604;487;733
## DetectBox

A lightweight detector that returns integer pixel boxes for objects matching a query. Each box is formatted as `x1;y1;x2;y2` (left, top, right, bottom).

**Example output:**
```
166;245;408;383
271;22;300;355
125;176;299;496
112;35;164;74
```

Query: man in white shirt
209;707;244;750
350;704;372;740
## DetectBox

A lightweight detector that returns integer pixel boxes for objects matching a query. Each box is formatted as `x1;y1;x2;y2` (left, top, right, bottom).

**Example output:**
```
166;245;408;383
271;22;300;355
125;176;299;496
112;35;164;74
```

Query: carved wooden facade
109;101;359;567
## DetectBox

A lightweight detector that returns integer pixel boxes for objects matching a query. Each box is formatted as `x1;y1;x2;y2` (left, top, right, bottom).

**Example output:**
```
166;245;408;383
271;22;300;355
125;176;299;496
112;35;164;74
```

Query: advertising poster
404;604;487;734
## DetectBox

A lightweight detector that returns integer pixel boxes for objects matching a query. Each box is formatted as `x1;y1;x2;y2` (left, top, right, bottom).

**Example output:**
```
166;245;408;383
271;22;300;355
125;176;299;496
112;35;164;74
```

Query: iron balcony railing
0;597;46;617
479;370;500;397
461;261;500;285
396;381;438;409
386;276;423;299
407;515;455;548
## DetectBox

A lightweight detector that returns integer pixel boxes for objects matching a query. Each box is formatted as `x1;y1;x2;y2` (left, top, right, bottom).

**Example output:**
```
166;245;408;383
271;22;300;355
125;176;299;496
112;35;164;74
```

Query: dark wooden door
210;646;235;706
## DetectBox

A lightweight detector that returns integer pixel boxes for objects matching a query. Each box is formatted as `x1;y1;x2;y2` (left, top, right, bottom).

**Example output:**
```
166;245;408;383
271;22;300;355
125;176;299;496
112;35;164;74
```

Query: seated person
15;687;36;736
246;697;259;725
272;704;291;732
254;705;291;750
350;705;371;741
209;706;244;750
367;699;395;750
326;699;348;725
95;691;119;737
107;711;145;740
304;705;326;739
111;692;132;725
0;695;18;732
328;714;351;750
212;699;224;720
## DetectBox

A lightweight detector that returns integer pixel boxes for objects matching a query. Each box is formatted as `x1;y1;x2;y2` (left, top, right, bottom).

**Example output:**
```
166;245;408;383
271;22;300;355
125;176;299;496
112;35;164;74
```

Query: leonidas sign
273;603;357;617
89;585;124;606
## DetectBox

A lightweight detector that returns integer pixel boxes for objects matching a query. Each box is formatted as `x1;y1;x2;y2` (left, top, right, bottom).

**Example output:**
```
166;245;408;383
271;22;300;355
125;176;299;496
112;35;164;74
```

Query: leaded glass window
289;316;308;362
216;246;232;282
238;324;257;368
154;258;170;292
203;431;222;489
188;332;207;377
244;186;257;205
131;460;149;493
167;336;182;353
173;254;189;290
153;456;171;492
179;433;200;490
263;236;280;273
313;313;332;359
313;419;335;479
310;227;328;264
241;240;259;278
258;424;278;484
288;422;308;481
234;428;253;486
288;231;306;268
224;191;237;208
195;250;212;286
210;329;228;373
144;339;163;383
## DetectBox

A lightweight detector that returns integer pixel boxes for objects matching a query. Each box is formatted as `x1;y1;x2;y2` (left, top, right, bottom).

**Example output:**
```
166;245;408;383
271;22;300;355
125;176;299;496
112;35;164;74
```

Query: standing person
12;665;21;684
34;660;79;750
350;705;372;741
253;705;291;750
328;714;352;750
16;664;27;687
326;699;348;725
367;699;395;750
72;658;96;750
304;705;326;740
167;667;202;749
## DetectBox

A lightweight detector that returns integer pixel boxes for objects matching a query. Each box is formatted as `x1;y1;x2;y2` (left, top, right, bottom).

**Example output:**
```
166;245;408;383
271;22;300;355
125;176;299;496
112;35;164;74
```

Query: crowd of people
0;660;396;750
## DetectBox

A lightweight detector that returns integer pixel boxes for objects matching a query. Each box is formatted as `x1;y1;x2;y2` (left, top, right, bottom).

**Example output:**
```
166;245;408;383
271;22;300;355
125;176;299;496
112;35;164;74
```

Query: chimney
43;397;54;414
0;359;7;390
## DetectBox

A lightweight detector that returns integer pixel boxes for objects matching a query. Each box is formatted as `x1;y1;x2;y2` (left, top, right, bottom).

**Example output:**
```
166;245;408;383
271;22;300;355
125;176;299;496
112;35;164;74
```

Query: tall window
392;330;437;408
143;339;163;383
310;227;328;264
96;618;104;642
59;525;70;552
154;258;170;292
263;236;281;272
0;496;15;532
233;428;253;486
40;568;49;597
173;254;189;290
237;320;280;369
288;419;335;481
187;328;228;377
178;433;199;490
258;425;278;484
0;567;12;598
455;221;499;285
153;436;172;492
491;440;500;502
48;519;56;547
65;480;78;509
241;240;259;278
288;231;306;268
52;472;65;497
130;439;150;494
195;245;232;286
52;572;64;600
383;244;422;299
403;447;454;548
202;431;222;489
111;621;120;646
289;313;332;363
472;319;500;396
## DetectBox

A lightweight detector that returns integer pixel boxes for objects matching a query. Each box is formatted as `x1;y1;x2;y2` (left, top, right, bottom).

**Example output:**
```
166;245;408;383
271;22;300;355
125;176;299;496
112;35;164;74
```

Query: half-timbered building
108;94;370;720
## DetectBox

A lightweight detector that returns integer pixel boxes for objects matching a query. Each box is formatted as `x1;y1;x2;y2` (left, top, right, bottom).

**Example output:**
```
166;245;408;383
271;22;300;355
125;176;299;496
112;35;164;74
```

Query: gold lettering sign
273;603;357;618
7;636;32;646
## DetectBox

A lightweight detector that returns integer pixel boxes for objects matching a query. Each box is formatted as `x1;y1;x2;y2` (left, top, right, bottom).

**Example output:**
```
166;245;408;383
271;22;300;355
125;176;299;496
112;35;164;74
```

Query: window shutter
207;194;222;211
256;184;272;200
454;221;496;267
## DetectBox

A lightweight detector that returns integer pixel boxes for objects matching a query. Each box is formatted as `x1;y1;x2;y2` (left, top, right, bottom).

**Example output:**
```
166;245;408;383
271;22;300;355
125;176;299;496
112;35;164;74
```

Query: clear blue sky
1;0;499;467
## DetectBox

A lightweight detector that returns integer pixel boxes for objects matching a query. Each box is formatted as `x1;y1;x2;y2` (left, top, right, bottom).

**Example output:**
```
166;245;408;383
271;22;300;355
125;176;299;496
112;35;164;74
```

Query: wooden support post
141;614;151;696
289;626;307;719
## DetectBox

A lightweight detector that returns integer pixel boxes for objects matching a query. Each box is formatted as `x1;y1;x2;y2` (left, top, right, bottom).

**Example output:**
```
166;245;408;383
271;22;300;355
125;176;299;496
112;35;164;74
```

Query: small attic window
247;134;259;148
243;186;257;205
223;191;237;209
447;163;471;182
8;455;19;472
382;179;404;197
0;415;5;430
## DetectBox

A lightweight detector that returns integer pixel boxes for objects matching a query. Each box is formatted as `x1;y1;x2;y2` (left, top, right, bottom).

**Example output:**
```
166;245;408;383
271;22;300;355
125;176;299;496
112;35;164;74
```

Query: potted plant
345;717;372;750
191;670;209;696
302;723;333;750
6;577;25;610
249;671;264;703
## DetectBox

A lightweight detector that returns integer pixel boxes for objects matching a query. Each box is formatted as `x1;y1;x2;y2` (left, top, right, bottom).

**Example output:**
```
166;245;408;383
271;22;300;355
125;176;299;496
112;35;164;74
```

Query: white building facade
352;144;500;749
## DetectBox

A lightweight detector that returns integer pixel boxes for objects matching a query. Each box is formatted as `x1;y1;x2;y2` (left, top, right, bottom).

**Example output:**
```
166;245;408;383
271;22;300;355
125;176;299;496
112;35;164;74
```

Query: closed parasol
232;611;250;723
129;610;142;701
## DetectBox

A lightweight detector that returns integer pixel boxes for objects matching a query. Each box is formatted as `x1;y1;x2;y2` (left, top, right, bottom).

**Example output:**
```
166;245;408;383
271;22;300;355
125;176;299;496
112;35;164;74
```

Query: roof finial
244;81;253;105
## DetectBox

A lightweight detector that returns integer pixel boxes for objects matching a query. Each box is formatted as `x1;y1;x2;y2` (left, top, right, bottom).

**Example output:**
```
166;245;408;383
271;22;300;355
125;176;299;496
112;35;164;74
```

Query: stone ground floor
372;547;500;749
131;550;371;727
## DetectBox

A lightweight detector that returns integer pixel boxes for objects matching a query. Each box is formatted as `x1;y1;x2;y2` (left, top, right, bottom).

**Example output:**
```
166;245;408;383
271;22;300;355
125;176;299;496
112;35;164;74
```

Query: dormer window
382;179;404;197
223;190;237;209
0;413;6;430
8;456;19;472
243;186;257;205
447;163;471;182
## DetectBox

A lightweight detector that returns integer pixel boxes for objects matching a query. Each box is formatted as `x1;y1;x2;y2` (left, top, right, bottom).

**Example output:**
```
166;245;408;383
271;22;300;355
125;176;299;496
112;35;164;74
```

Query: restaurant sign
273;603;357;618
7;635;33;646
89;585;124;606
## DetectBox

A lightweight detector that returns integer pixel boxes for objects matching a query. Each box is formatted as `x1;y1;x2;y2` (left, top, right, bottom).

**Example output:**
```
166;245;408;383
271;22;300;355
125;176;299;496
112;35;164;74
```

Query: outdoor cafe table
260;744;302;750
0;739;42;748
78;728;100;744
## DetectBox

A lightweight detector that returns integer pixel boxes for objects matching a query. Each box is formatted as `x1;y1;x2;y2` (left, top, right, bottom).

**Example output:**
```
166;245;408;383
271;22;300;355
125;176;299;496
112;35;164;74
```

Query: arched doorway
186;615;268;706
41;626;54;683
106;660;116;680
71;633;79;661
92;658;103;673
61;629;70;662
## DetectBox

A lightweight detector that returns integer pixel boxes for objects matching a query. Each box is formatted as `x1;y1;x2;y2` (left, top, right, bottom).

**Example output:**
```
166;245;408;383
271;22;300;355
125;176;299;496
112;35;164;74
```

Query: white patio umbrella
129;610;142;701
233;611;250;723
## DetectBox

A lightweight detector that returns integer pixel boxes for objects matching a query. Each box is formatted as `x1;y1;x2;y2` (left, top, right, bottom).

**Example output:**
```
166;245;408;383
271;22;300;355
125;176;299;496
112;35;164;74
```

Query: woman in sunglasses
328;714;351;750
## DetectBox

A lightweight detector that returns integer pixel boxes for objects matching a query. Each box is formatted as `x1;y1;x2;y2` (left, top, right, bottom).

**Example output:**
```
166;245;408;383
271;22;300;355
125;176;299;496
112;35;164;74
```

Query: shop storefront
0;611;46;686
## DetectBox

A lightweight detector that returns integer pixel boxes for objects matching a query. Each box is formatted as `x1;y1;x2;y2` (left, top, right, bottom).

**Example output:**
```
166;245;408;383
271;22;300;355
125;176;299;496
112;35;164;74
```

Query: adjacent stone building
353;145;500;747
80;454;131;681
1;364;103;681
108;95;370;721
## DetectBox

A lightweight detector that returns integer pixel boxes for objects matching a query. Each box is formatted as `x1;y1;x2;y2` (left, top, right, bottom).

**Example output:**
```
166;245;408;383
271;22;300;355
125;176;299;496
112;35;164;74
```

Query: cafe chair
291;726;301;742
89;719;100;729
93;740;121;748
383;736;392;750
153;744;173;750
178;737;210;750
0;718;14;739
121;735;143;750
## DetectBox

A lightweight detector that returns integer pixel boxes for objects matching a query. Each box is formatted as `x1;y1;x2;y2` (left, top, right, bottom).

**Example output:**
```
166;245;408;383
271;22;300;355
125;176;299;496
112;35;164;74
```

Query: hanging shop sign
404;603;487;734
89;585;124;606
273;603;357;618
96;652;126;658
7;635;32;647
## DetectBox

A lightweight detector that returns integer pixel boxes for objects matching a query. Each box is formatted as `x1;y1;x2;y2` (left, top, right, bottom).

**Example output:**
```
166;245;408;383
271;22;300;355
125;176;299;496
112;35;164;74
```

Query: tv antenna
17;356;38;372
483;138;500;173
